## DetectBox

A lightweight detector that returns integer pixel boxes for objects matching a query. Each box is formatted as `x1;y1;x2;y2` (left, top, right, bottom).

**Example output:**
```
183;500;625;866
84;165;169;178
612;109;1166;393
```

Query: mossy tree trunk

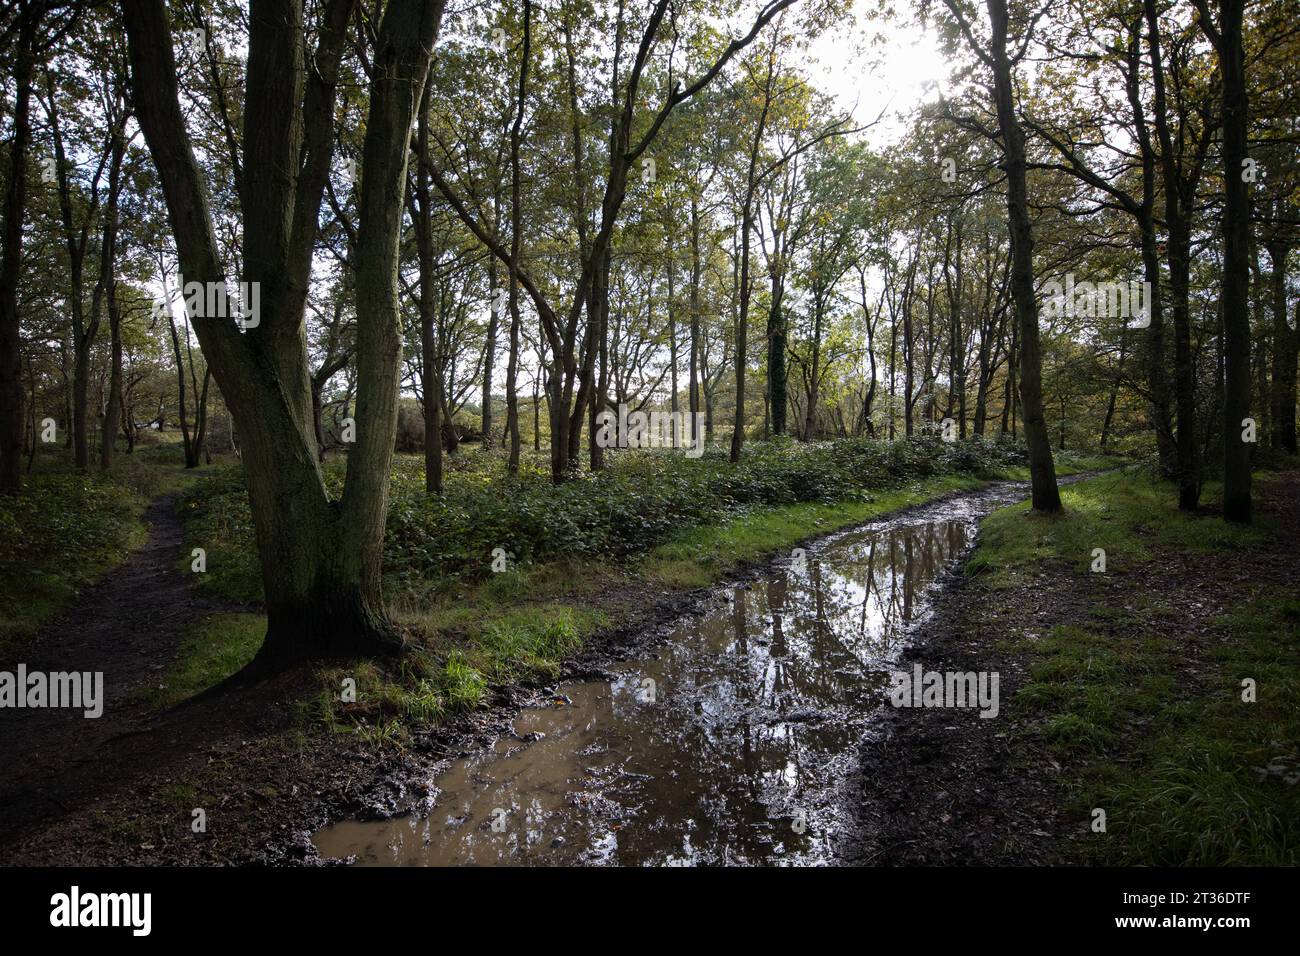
122;0;444;663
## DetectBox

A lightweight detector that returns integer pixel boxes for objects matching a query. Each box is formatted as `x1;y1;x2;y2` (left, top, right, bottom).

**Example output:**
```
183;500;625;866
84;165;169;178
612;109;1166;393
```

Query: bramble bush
179;435;1036;603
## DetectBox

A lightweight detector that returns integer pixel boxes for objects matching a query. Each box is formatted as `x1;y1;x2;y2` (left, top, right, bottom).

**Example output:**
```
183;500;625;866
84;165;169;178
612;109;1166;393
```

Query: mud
312;485;1030;865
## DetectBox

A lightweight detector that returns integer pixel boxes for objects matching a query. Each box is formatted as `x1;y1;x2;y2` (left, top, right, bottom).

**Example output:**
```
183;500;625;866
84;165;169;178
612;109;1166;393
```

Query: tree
942;0;1062;511
121;0;445;663
1;1;81;493
431;0;800;481
1196;0;1252;522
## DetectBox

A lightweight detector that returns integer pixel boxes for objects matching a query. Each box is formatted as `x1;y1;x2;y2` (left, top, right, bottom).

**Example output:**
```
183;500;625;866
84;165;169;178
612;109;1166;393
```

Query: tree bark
1213;0;1252;522
0;6;39;494
1267;241;1297;453
414;76;442;495
1144;0;1206;509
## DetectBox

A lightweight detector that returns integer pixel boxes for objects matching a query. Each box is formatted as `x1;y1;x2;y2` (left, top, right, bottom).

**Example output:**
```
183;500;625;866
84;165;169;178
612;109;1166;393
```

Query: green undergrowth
979;470;1300;864
160;439;1116;737
966;469;1267;586
641;472;988;588
306;604;603;743
985;452;1112;482
180;436;1113;605
25;436;1114;743
0;475;144;659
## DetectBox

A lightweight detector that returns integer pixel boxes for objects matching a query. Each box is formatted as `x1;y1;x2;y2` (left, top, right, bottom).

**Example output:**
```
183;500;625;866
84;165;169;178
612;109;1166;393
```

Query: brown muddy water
312;483;1027;866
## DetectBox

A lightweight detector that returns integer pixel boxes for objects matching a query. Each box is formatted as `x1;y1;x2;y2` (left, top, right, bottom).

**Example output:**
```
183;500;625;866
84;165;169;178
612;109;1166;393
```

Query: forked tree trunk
123;0;444;663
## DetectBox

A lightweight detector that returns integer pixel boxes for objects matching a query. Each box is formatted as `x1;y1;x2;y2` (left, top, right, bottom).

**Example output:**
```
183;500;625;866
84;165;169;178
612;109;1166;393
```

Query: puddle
313;485;1025;865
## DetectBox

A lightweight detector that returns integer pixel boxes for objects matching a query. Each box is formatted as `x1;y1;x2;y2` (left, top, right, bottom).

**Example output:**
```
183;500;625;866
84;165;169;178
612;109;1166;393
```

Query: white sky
807;0;950;146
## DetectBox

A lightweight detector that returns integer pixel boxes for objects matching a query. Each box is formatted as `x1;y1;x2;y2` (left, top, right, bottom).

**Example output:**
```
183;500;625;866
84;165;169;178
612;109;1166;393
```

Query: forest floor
0;467;1009;863
846;468;1300;866
2;462;1295;865
0;494;283;849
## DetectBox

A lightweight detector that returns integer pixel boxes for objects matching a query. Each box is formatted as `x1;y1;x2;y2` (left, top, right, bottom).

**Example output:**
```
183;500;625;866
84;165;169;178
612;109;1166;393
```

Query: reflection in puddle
313;490;1013;865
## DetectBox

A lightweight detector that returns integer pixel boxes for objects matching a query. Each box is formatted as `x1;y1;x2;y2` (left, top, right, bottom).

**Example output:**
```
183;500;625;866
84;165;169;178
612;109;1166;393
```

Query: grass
641;472;988;588
11;436;1120;747
138;612;265;711
1099;586;1300;866
976;468;1300;865
159;447;1100;738
985;451;1114;482
305;604;601;742
179;435;1074;606
965;468;1267;586
0;475;146;658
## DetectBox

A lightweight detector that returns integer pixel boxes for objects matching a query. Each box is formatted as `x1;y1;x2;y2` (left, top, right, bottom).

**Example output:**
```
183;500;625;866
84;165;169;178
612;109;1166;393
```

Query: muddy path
0;494;258;846
311;479;1067;866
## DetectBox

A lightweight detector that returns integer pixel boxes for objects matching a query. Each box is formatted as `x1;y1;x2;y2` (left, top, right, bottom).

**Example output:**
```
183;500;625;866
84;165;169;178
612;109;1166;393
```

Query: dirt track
0;495;257;846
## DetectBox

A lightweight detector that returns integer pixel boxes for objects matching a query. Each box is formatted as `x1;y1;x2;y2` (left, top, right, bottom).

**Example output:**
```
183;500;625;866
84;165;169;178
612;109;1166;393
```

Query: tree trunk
689;199;703;446
986;0;1061;511
505;0;531;475
731;216;754;462
731;53;775;463
768;273;787;436
803;297;824;440
123;0;442;663
100;293;123;470
415;76;442;495
1214;0;1252;522
0;8;38;494
1268;242;1297;453
98;126;127;470
1146;0;1203;509
481;198;501;447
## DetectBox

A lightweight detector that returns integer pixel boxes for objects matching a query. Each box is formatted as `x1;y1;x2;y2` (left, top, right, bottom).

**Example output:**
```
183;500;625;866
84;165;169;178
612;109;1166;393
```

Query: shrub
179;435;1042;605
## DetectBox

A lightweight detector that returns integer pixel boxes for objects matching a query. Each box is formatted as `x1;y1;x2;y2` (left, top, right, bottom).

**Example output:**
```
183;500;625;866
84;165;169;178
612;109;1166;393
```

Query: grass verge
138;612;265;711
966;469;1266;586
642;472;988;588
977;469;1300;864
163;453;1097;739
